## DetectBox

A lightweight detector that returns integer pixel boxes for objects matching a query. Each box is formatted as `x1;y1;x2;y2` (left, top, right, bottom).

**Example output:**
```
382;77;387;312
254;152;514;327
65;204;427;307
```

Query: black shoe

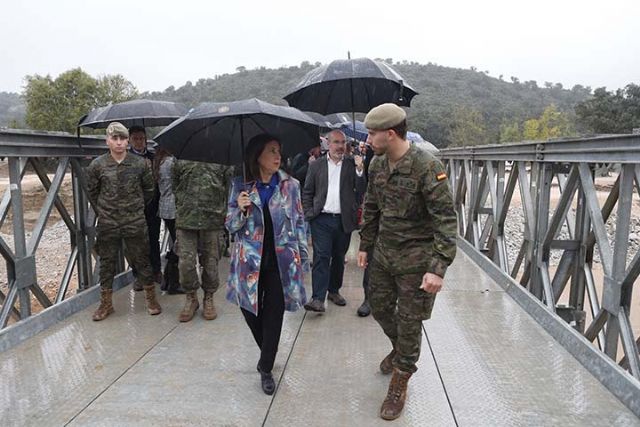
257;366;275;395
168;287;186;295
327;292;347;306
304;299;325;312
357;300;371;317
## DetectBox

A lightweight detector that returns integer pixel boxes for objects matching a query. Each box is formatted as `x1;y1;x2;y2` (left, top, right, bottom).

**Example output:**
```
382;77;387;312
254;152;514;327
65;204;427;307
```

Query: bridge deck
1;242;637;426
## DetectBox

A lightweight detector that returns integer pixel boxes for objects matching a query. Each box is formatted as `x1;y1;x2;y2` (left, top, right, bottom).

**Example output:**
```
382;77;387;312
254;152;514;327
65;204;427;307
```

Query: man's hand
357;251;368;268
354;154;364;172
421;272;444;293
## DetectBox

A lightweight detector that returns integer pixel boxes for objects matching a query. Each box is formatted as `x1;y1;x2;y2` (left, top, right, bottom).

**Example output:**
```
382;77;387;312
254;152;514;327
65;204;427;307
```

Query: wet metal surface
1;246;638;426
266;286;455;426
427;252;639;426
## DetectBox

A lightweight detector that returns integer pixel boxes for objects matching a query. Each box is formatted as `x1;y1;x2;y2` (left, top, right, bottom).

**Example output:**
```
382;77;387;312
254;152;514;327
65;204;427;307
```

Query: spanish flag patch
436;172;447;181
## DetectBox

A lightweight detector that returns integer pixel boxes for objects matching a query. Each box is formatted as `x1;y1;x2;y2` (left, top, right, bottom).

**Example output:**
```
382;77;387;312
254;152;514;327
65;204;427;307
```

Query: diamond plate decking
1;242;638;426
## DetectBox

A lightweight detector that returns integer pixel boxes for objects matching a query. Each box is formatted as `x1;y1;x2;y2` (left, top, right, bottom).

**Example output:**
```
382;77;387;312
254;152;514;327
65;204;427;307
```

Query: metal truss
0;130;108;328
441;135;640;384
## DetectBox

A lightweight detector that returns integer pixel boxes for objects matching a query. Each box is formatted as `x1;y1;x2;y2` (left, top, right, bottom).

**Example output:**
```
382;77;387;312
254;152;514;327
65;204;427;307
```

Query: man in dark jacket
302;130;366;312
128;126;162;290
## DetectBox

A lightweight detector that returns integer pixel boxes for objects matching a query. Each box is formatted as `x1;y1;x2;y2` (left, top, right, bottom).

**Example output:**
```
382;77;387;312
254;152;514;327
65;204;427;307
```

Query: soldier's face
106;135;128;154
130;131;147;151
367;130;389;155
258;140;281;176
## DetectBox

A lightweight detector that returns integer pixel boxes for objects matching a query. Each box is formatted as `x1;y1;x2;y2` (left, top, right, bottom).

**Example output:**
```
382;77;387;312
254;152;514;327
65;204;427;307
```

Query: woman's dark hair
152;147;172;183
244;133;281;182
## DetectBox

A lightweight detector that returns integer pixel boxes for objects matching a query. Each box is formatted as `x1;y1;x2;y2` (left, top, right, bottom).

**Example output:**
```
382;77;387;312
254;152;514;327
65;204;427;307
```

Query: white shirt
322;156;343;214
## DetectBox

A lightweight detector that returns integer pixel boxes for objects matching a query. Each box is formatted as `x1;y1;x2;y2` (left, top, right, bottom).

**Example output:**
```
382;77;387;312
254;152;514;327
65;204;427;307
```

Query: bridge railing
0;130;122;334
440;134;640;389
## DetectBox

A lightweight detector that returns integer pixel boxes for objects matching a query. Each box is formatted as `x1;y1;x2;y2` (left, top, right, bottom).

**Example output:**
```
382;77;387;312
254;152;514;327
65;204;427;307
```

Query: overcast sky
1;0;638;94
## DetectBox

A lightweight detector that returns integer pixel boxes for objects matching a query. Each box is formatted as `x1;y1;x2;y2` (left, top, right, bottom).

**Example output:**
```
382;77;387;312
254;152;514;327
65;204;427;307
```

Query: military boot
92;288;114;321
202;291;217;320
179;292;199;322
380;368;412;420
380;349;396;375
143;284;162;315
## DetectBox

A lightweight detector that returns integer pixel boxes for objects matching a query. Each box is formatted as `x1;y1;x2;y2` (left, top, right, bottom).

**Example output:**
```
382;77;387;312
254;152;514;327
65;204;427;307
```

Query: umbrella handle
397;79;405;103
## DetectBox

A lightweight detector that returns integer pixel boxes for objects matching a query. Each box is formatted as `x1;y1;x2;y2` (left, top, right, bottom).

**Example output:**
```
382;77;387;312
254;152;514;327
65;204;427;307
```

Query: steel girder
441;138;640;384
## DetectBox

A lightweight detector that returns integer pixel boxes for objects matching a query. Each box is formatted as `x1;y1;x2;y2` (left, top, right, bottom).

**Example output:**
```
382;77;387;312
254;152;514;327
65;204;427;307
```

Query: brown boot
202;291;217;320
179;292;199;322
92;288;114;321
143;284;162;315
380;349;396;375
380;368;412;420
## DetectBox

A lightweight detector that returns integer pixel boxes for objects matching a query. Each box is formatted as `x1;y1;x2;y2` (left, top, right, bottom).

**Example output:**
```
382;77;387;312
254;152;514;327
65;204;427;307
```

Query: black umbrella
304;112;352;130
154;98;319;169
283;57;418;115
78;99;188;129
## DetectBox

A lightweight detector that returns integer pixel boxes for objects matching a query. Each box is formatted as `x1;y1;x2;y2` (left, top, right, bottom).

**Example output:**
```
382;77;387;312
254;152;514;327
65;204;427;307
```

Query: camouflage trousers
96;230;153;290
176;228;222;293
369;255;437;374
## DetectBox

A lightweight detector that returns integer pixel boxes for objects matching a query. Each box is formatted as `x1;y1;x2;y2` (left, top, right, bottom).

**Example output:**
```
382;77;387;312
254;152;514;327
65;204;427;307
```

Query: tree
575;84;640;134
521;104;574;140
449;106;489;146
23;68;137;133
500;121;521;142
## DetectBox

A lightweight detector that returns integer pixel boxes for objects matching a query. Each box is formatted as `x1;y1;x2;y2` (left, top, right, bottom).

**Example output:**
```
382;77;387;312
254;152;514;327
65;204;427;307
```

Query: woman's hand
237;191;251;212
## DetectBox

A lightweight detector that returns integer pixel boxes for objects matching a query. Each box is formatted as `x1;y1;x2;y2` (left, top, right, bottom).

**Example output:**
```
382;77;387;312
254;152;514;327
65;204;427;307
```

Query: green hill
143;60;591;147
3;60;593;147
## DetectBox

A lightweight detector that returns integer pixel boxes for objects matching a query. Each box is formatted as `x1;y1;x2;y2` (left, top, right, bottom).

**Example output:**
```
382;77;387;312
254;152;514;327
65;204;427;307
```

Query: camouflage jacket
86;153;154;234
172;160;233;230
359;144;457;277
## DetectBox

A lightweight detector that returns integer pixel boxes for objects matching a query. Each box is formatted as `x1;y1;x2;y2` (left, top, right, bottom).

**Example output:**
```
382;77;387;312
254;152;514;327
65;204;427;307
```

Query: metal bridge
0;130;639;426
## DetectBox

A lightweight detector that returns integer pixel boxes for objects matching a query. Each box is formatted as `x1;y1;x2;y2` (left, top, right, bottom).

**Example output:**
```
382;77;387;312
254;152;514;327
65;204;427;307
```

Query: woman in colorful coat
225;133;309;395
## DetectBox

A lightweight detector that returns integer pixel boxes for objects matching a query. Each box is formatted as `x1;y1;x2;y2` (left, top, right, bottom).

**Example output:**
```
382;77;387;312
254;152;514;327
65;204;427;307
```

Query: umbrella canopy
78;99;188;129
304;112;352;129
284;58;418;115
154;98;319;165
339;120;438;152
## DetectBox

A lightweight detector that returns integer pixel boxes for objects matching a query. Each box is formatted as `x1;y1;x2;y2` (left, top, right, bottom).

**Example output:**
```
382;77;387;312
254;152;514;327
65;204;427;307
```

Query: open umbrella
78;99;188;130
284;58;418;114
284;57;418;148
154;98;319;169
304;112;352;130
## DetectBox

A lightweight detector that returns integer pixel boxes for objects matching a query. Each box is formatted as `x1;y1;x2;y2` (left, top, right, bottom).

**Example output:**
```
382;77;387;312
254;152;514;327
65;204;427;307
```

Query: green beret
106;122;129;138
364;103;407;130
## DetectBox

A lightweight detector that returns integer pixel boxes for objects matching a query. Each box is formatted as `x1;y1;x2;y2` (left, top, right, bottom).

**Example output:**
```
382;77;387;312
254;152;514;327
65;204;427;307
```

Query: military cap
364;103;407;130
106;122;129;138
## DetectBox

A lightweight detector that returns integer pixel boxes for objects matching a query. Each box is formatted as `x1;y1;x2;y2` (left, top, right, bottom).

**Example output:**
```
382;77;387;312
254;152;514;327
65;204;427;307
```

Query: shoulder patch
436;172;447;181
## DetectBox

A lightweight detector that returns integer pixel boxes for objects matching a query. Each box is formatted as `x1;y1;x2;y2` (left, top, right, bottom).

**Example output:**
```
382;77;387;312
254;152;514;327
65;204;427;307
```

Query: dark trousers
241;265;285;373
163;218;177;249
147;214;161;275
131;214;161;278
310;213;351;301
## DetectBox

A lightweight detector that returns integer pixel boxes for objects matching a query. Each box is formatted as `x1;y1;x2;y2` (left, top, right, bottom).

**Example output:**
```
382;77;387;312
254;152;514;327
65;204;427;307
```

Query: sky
1;0;639;94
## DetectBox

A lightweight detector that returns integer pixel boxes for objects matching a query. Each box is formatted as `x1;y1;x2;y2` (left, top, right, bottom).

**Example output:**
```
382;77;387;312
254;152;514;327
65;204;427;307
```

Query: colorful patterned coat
225;170;309;315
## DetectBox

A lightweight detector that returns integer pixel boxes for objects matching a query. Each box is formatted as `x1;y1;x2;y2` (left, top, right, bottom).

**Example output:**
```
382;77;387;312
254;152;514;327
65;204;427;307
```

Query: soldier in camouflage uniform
86;122;162;321
173;159;233;322
357;104;457;420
